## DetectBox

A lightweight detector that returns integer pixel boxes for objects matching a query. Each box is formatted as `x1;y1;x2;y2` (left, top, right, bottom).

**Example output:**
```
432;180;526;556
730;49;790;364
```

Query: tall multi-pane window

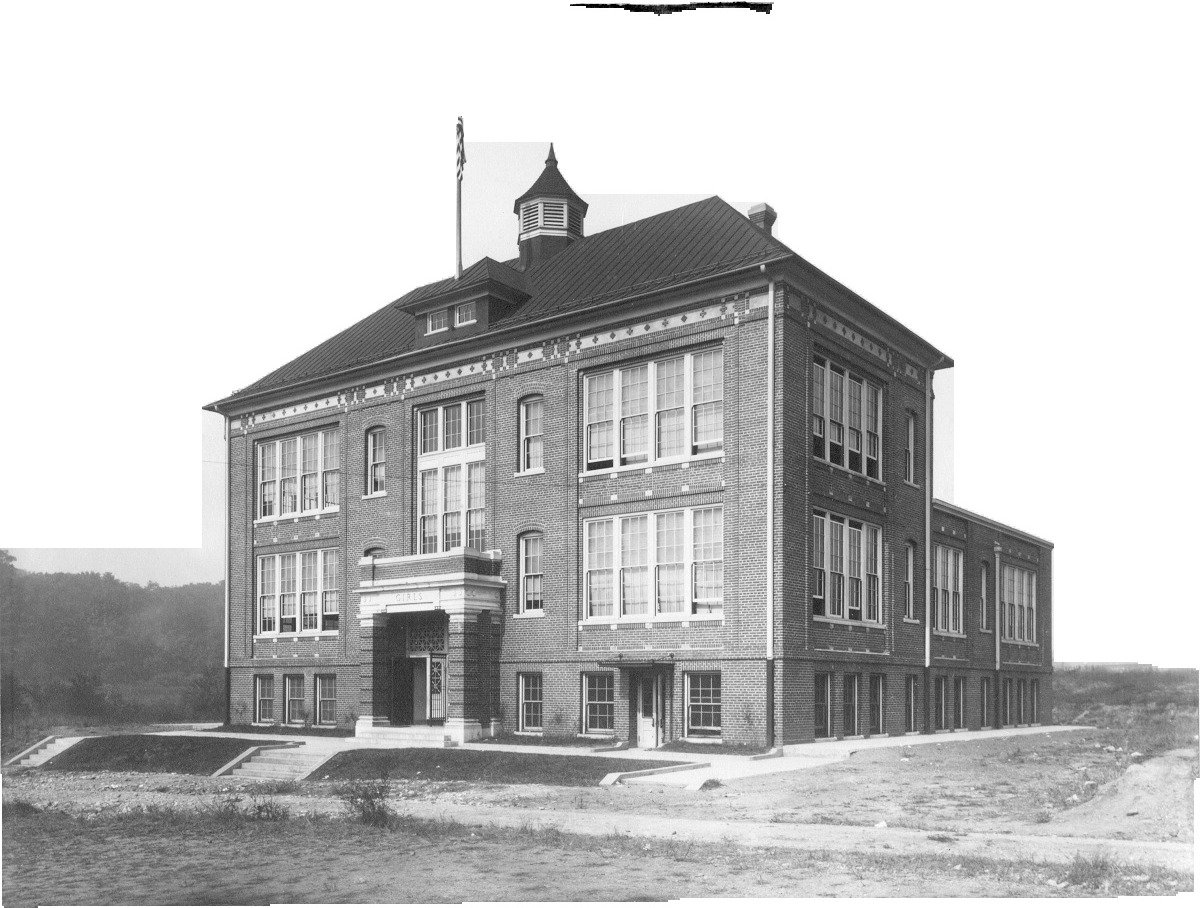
904;543;916;619
1002;678;1014;725
954;677;966;729
812;510;884;625
981;676;993;728
583;673;615;734
812;356;883;480
869;674;885;735
365;428;386;494
584;348;723;471
257;549;339;636
843;674;860;736
1001;564;1038;643
257;429;341;518
415;400;486;554
1030;680;1040;724
519;397;544;472
980;562;992;631
685;673;721;738
518;673;543;731
316;675;337;725
285;675;305;724
255;676;274;723
934;676;948;730
905;413;916;484
518;534;543;613
815;672;832;738
933;545;963;633
585;507;723;618
905;675;919;733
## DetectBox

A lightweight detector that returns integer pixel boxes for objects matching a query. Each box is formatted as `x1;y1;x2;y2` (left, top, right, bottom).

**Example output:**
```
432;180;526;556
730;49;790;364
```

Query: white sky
3;1;1197;667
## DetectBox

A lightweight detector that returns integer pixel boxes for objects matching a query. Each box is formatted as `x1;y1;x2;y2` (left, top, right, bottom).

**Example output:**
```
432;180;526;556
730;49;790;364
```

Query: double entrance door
391;654;447;726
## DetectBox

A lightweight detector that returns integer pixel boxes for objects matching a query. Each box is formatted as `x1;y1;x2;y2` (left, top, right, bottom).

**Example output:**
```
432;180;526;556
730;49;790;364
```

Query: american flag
456;117;465;181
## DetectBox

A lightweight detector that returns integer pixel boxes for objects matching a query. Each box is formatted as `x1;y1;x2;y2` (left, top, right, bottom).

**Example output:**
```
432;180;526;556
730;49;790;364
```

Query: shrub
1066;851;1115;889
336;778;393;828
2;799;41;818
248;796;290;821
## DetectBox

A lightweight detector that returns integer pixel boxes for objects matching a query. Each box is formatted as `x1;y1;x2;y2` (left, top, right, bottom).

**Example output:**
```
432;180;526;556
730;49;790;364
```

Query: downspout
223;415;231;726
923;357;945;731
762;266;776;747
994;543;1002;728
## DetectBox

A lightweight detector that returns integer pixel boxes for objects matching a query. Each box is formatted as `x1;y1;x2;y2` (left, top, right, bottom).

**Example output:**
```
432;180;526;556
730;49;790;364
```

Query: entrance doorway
391;654;448;725
634;673;663;748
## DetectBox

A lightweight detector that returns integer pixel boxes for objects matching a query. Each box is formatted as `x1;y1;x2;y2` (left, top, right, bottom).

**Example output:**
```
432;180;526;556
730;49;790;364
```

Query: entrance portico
356;550;504;744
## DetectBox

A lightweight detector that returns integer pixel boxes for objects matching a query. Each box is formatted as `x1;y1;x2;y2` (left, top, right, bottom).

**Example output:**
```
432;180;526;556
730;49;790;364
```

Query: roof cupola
514;144;587;270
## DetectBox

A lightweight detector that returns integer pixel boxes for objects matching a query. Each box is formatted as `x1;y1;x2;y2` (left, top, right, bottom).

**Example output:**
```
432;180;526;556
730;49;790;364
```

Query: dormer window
426;310;449;335
454;301;477;326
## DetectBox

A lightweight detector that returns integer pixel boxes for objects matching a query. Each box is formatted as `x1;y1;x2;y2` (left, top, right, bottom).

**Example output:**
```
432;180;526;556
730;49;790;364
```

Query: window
954;677;966;729
416;400;486;554
685;673;721;737
519;673;543;731
905;675;919;733
454;301;477;326
933;545;963;633
812;510;884;624
981;677;993;728
980;562;992;631
255;676;274;723
905;413;916;484
586;507;722;618
869;674;885;736
426;309;449;334
256;430;340;519
316;675;337;725
1002;678;1014;725
1017;679;1027;725
257;549;340;635
1001;565;1038;643
812;356;883;480
584;348;723;471
285;675;305;724
843;674;860;736
815;673;832;738
934;676;948;730
904;543;916;619
519;534;543;613
1030;680;1040;724
583;673;615;733
519;397;544;472
366;428;386;494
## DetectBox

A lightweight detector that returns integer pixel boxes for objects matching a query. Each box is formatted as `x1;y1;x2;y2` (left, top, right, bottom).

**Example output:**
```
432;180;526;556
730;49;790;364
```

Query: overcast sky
3;1;1197;667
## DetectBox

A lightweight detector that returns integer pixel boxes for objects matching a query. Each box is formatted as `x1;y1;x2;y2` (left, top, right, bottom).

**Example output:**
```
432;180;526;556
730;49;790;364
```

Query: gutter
205;254;794;415
223;415;231;723
762;267;776;748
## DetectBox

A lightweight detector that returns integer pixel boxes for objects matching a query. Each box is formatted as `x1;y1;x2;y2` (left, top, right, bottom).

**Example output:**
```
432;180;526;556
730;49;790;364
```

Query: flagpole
455;116;464;280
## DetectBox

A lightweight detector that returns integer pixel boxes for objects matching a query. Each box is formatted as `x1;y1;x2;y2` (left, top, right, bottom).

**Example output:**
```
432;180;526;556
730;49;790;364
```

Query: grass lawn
312;748;682;785
217;723;355;738
41;735;272;776
659;740;770;756
489;732;615;748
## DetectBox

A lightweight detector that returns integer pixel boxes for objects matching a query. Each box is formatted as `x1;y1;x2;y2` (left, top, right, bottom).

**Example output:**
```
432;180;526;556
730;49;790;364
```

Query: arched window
518;533;544;613
365;427;386;495
519;396;544;472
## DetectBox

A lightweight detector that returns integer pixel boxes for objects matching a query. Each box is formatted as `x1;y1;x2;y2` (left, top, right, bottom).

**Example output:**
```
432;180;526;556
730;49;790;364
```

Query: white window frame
582;672;615;734
905;674;919;733
284;674;306;725
979;562;992;631
584;506;723;620
454;300;477;327
426;309;449;335
257;548;340;636
933;544;964;634
518;396;544;473
1001;564;1037;644
684;672;721;738
416;400;487;554
256;429;340;521
583;348;724;473
815;672;833;738
843;673;860;737
518;533;544;614
315;675;337;725
812;355;884;481
905;413;916;484
255;675;275;723
812;509;884;626
904;543;916;620
953;677;966;729
365;427;386;495
518;673;543;732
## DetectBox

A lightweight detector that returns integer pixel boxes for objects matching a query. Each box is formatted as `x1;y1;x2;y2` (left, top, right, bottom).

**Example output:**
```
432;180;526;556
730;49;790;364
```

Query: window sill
362;491;388;500
902;617;921;625
514;467;546;478
682;736;722;744
903;479;921;490
979;627;994;635
454;319;477;328
254;507;340;526
813;615;884;629
1001;639;1040;648
580;613;723;627
579;450;725;480
578;732;616;740
514;730;543;737
813;457;886;488
932;630;967;639
425;326;449;336
254;632;340;641
513;609;546;618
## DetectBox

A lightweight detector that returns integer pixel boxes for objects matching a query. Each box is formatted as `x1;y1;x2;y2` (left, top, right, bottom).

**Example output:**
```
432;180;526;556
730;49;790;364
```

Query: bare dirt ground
3;724;1195;902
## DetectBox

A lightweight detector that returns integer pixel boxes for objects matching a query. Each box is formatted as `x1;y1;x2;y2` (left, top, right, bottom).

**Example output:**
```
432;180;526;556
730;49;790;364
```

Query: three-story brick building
205;146;1052;747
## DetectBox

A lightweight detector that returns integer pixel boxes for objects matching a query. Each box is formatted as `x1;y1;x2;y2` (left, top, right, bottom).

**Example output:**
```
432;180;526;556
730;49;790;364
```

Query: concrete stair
228;747;335;781
355;726;455;748
6;736;88;768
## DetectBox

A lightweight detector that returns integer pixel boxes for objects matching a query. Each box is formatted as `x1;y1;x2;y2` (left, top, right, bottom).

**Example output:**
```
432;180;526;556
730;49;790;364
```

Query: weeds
336;778;393;828
1065;850;1117;890
249;780;300;796
208;795;289;822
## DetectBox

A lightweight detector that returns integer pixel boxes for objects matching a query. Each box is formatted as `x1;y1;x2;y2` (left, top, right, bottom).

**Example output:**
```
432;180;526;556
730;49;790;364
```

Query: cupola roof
513;144;588;215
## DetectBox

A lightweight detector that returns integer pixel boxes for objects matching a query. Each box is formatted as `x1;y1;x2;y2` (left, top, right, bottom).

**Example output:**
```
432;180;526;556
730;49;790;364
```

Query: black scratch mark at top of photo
572;2;772;15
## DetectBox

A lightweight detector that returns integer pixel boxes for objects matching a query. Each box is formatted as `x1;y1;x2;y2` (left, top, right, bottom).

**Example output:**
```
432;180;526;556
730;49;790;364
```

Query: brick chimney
748;203;777;236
